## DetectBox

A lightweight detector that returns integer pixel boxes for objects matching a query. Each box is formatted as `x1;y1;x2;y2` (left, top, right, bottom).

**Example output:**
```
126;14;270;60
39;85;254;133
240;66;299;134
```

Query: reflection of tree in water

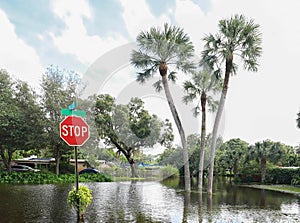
93;181;161;223
260;189;266;207
182;192;190;223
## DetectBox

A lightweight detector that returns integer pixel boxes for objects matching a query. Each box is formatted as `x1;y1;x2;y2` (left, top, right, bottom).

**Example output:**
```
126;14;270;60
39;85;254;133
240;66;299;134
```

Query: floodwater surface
0;178;299;222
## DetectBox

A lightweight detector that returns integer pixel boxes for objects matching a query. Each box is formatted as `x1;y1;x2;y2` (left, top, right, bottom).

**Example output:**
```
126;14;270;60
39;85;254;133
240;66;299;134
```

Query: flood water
0;178;299;223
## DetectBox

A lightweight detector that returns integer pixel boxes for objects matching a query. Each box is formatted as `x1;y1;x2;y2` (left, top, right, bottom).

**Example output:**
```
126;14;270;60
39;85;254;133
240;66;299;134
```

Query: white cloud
119;0;170;39
50;0;128;66
0;9;43;89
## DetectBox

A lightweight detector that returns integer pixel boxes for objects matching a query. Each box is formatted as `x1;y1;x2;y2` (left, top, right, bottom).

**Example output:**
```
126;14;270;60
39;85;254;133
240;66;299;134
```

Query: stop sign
60;116;89;146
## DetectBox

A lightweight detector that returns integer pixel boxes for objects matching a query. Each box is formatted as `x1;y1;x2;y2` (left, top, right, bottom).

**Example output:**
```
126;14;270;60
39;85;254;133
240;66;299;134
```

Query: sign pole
74;146;80;220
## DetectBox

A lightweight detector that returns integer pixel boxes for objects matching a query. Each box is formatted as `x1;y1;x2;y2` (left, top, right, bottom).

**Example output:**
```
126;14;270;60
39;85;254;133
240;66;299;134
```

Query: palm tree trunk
261;156;266;183
233;160;238;178
161;74;191;192
198;93;206;192
207;58;232;195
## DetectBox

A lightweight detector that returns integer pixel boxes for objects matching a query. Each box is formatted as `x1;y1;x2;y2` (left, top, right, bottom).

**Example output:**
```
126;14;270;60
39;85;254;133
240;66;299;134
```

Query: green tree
201;15;262;194
41;65;81;175
0;70;43;170
217;138;248;178
183;66;221;191
131;23;195;191
248;140;284;183
93;94;173;177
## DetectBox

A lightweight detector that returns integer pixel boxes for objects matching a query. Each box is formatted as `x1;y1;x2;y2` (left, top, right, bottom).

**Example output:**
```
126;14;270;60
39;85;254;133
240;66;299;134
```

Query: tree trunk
0;147;12;171
161;72;191;192
233;160;238;178
261;156;266;183
207;58;232;195
130;162;138;178
198;93;206;192
56;155;61;175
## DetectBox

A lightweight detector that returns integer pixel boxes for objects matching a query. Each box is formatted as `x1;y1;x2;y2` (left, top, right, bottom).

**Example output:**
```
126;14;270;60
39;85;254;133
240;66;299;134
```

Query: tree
248;140;284;183
131;23;195;191
93;94;173;177
183;66;221;191
0;70;43;170
217;138;248;178
201;14;262;195
41;65;81;175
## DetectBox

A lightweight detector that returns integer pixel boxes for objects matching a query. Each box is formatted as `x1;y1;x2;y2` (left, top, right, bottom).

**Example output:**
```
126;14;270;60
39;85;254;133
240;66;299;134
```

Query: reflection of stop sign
60;116;89;146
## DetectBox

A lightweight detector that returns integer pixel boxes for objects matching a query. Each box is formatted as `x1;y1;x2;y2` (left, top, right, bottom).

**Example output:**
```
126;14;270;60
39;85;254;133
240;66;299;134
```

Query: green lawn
241;184;300;196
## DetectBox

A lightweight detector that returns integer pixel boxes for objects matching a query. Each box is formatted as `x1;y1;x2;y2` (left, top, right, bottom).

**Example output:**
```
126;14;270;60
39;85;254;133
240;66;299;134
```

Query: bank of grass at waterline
240;184;300;196
0;171;112;184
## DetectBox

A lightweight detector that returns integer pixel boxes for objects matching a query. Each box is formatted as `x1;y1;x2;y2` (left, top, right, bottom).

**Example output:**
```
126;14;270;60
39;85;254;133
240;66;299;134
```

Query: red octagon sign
60;116;89;146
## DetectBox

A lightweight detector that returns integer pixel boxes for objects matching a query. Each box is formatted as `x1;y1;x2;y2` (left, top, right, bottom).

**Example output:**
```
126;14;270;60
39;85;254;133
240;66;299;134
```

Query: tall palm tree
201;14;262;195
183;66;221;192
131;23;195;192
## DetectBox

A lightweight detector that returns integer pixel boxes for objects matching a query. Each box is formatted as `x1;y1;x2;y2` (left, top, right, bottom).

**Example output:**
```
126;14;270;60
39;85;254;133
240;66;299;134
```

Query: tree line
0;67;174;176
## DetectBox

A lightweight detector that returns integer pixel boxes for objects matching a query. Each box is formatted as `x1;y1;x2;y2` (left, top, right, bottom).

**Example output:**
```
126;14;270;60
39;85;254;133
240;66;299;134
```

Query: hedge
265;167;300;184
0;171;112;184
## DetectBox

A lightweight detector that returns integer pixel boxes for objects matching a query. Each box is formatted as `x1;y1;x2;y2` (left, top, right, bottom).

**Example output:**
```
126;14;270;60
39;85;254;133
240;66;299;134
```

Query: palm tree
201;14;262;195
131;23;195;192
248;140;284;183
183;66;221;192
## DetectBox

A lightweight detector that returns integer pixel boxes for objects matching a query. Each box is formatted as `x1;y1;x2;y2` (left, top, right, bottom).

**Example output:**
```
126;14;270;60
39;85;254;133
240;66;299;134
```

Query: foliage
291;176;300;186
40;65;82;175
201;14;262;78
160;165;179;178
67;185;93;216
93;94;173;177
183;66;221;116
265;167;300;184
157;146;183;171
0;171;112;184
131;23;195;85
216;138;248;177
0;70;44;170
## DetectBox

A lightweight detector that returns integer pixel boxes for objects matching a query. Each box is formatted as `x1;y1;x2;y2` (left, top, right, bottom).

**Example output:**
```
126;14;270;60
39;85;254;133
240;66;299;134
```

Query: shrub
67;185;93;220
0;172;112;184
291;176;300;186
265;167;300;184
160;165;179;179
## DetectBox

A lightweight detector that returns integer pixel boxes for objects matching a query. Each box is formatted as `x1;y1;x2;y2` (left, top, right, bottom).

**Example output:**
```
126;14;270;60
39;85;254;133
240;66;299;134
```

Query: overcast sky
1;0;300;147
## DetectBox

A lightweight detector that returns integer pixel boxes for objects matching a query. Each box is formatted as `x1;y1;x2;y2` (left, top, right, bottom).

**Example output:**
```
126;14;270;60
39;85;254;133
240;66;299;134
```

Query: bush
0;171;112;184
291;176;300;186
265;167;300;184
160;165;179;179
67;185;93;219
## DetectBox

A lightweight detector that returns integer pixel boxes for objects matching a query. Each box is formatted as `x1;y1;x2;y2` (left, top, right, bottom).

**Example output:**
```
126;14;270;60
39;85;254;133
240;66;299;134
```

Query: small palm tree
131;23;195;192
183;66;221;192
201;14;262;195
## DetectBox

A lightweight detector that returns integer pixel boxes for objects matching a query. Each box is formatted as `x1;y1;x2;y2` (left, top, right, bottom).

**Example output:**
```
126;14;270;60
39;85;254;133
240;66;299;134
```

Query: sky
1;0;300;148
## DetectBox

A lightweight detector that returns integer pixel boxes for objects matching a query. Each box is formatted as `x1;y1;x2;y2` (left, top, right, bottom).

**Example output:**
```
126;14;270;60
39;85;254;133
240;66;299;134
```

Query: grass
241;184;300;196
